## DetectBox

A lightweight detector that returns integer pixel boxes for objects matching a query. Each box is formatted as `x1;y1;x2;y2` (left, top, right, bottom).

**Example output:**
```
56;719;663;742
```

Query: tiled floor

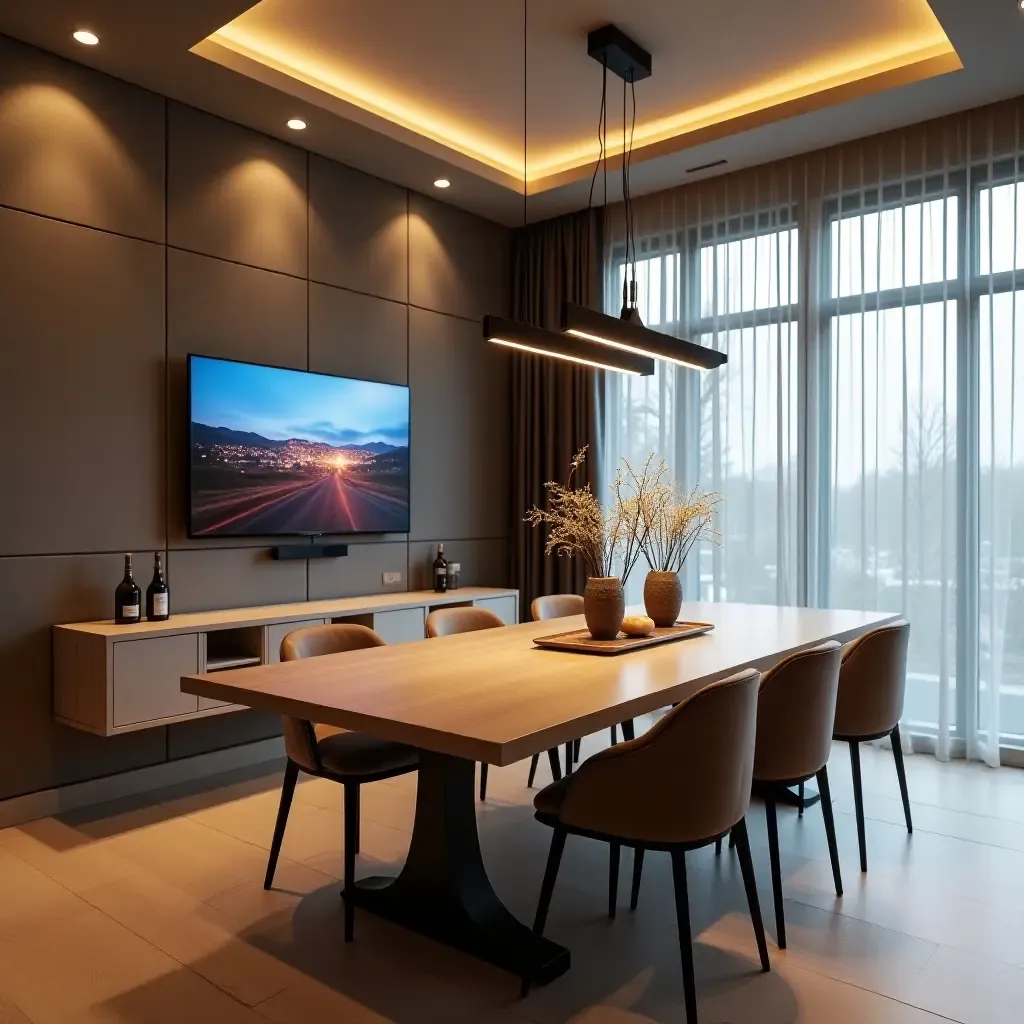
1;727;1023;1023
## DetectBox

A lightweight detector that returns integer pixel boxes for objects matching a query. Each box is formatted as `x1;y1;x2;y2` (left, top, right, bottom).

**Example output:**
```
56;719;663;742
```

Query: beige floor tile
0;909;268;1023
0;846;92;939
79;874;304;1006
0;994;31;1024
301;818;412;879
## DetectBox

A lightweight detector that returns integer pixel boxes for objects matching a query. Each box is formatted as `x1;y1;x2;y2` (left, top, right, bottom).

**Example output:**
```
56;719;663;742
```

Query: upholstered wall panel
167;548;308;614
0;36;165;241
408;539;510;592
0;207;165;556
167;103;307;277
307;540;410;601
309;156;408;302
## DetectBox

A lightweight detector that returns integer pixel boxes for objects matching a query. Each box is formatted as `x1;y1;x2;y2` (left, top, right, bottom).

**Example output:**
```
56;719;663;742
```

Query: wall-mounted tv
188;355;410;537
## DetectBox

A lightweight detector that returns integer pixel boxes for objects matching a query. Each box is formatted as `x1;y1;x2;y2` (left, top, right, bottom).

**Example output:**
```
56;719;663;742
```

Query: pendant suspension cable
587;55;607;212
523;0;527;229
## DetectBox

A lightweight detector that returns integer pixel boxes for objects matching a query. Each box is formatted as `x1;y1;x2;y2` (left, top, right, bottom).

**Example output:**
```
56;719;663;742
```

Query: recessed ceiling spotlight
73;30;99;46
286;118;306;130
433;178;451;189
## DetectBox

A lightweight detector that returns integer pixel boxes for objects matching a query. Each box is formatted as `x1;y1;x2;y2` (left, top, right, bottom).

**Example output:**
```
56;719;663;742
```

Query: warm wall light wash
562;303;727;371
73;30;99;45
286;118;306;129
483;315;654;376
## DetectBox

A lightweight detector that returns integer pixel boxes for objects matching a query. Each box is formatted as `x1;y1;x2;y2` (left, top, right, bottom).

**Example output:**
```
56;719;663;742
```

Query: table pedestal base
353;751;570;986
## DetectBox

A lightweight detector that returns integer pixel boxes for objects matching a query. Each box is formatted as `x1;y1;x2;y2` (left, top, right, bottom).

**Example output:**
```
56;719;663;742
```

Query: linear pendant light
482;4;654;378
485;315;654;375
563;302;727;370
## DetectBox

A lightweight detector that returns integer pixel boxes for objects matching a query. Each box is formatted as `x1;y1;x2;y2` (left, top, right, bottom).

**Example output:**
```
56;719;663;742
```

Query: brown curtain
510;209;603;610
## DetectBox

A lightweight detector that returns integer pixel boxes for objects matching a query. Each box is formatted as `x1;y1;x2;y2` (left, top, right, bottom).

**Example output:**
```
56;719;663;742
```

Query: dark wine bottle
433;543;448;593
114;553;141;624
146;552;170;621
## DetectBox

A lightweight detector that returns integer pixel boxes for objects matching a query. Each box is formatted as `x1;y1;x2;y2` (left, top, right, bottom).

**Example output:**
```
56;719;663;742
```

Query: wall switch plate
382;572;402;585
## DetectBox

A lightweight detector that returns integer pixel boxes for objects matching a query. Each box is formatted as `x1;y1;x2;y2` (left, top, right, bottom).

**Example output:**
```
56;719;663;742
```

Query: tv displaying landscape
188;355;410;537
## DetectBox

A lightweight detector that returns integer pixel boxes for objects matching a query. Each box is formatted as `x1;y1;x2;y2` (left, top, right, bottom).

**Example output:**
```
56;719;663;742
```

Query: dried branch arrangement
525;447;630;580
629;457;721;573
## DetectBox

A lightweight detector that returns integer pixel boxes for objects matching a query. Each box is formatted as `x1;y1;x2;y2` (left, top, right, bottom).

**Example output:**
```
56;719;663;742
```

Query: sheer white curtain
603;99;1024;766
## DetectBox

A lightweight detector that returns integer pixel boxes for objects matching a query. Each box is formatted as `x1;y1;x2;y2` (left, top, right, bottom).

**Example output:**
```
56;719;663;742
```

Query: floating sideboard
54;587;519;737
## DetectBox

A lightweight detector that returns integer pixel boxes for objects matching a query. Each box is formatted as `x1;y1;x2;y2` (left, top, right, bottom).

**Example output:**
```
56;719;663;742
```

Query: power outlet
382;571;402;585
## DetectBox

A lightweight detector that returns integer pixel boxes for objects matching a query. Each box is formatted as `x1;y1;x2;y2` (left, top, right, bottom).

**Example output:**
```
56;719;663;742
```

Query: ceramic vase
643;570;683;627
583;576;625;640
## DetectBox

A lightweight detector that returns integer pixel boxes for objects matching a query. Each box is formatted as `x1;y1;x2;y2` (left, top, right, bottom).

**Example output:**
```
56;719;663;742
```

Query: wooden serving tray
533;621;715;655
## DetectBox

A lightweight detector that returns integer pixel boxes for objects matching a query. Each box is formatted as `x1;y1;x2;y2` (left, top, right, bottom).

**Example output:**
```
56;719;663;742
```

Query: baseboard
0;737;285;829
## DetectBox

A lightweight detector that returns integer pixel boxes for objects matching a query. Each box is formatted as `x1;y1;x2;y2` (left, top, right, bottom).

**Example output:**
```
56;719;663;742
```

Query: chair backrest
530;594;585;622
753;642;842;784
278;624;386;772
833;620;910;740
424;606;504;638
558;668;760;846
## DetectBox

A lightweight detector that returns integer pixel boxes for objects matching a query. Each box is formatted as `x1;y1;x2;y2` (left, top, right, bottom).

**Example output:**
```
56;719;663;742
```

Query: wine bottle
114;553;142;624
433;543;448;593
146;552;170;621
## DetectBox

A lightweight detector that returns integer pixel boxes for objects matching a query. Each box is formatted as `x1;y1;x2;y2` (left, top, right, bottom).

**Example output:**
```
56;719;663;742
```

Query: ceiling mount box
587;25;652;83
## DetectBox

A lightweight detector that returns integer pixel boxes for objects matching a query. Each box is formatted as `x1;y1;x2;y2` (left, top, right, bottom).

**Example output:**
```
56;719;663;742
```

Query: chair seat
533;774;572;818
317;731;418;778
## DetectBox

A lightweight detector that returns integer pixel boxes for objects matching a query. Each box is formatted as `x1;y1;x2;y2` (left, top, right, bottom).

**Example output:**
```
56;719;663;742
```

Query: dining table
181;601;900;987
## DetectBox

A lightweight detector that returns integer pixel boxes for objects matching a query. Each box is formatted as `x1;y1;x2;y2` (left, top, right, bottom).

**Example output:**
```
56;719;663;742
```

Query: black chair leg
264;760;298;890
728;829;736;850
620;719;635;742
564;742;574;776
610;724;618;745
714;836;723;856
527;754;539;788
849;740;868;872
816;767;843;897
521;828;567;997
574;738;581;763
732;818;771;973
630;847;644;911
765;795;786;949
479;763;488;802
798;781;805;817
343;782;360;942
547;747;562;782
669;848;698;1023
608;843;620;919
891;724;913;834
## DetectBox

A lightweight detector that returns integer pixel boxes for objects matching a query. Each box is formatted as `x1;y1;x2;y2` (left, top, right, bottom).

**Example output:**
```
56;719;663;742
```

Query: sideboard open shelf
54;587;519;737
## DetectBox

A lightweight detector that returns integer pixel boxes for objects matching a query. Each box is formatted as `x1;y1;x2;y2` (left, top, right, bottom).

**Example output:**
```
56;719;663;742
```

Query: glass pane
617;257;663;325
979;183;1024;275
699;228;798;317
696;323;799;605
830;196;958;298
979;291;1024;748
829;301;958;736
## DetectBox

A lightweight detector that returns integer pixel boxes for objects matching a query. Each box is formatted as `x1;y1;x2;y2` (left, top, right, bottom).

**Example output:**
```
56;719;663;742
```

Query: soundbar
273;543;349;561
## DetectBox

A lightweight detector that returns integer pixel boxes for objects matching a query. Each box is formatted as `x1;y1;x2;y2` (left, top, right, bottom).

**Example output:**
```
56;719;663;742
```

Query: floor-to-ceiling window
603;108;1024;764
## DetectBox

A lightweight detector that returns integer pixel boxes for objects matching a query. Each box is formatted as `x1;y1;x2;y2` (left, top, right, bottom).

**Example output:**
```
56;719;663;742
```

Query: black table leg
354;751;570;986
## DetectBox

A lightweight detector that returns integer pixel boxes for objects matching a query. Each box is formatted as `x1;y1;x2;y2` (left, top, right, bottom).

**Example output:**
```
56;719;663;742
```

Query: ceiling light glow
286;118;306;130
433;178;451;189
73;30;99;46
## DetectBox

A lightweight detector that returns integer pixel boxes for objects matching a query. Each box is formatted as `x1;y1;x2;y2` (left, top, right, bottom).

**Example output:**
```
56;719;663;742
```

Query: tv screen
188;355;410;537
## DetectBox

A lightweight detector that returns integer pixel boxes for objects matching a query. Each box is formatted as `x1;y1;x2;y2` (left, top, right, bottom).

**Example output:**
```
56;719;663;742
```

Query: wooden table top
181;602;900;766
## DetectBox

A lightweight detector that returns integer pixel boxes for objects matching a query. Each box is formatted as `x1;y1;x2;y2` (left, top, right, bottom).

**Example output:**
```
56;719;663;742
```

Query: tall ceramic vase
643;570;683;628
584;577;625;640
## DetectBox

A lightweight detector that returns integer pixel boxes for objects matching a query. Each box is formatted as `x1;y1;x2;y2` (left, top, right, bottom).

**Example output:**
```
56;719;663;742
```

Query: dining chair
833;619;912;872
528;593;635;786
744;641;844;949
267;623;419;943
424;606;514;801
522;668;770;1021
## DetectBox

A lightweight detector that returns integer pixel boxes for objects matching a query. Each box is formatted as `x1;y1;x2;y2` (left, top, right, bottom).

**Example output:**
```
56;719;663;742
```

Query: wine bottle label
153;594;169;616
121;603;140;619
435;567;445;576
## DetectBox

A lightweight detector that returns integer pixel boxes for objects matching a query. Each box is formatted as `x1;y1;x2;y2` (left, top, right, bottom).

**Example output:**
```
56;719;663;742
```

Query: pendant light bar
484;315;654;376
562;302;727;371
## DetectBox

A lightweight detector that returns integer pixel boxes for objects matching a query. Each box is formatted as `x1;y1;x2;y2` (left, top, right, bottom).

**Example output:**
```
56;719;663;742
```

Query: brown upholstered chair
528;594;635;787
424;606;507;801
522;669;770;1019
833;620;912;872
266;623;419;943
748;642;843;948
